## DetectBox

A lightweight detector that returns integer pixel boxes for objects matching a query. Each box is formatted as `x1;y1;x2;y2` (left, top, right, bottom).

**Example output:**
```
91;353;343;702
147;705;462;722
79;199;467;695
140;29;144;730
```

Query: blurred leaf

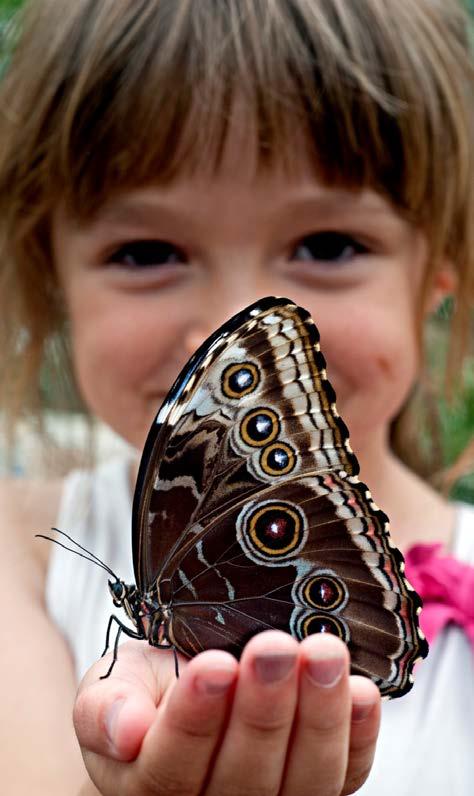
439;365;474;503
0;0;23;11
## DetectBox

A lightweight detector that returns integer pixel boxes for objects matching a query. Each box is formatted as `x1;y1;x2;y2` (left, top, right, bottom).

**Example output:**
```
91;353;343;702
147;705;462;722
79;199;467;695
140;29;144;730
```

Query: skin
0;126;456;794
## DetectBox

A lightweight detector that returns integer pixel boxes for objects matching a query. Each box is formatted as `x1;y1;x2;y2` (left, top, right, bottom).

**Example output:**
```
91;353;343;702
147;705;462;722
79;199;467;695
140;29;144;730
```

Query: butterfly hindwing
164;473;421;697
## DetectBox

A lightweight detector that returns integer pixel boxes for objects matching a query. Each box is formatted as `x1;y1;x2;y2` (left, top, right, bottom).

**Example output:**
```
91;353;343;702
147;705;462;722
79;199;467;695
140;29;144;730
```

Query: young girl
0;0;473;794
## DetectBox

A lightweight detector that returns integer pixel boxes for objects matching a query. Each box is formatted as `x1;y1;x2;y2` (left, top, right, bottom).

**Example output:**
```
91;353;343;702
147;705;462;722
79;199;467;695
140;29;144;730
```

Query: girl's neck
356;437;455;553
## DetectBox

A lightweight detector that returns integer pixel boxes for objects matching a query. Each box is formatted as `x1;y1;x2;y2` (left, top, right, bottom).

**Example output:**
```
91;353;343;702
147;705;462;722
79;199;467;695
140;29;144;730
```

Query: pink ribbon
404;543;474;649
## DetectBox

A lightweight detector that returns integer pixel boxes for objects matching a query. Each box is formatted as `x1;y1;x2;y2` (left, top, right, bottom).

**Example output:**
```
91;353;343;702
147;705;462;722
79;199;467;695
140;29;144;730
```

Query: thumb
73;640;180;761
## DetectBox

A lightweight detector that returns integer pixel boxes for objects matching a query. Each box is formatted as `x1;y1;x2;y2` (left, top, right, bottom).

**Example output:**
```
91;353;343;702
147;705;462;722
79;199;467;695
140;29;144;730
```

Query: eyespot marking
302;574;347;611
298;613;349;641
240;408;280;447
260;442;296;476
237;500;308;564
222;362;260;399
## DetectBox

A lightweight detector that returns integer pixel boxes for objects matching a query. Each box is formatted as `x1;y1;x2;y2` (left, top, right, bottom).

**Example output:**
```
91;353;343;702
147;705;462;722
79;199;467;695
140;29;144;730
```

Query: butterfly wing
132;296;355;589
167;474;424;698
132;296;427;697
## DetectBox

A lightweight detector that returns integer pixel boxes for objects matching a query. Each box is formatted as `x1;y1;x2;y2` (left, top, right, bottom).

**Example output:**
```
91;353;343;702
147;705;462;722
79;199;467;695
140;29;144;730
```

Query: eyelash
106;240;187;268
291;232;369;264
106;232;369;269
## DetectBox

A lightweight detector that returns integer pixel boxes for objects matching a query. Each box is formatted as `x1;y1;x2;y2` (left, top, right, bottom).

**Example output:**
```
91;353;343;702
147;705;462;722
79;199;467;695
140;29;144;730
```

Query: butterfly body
107;579;173;647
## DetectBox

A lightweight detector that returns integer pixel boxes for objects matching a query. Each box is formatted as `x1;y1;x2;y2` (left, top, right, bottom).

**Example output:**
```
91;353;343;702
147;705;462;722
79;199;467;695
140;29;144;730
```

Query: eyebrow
89;185;400;235
94;198;174;228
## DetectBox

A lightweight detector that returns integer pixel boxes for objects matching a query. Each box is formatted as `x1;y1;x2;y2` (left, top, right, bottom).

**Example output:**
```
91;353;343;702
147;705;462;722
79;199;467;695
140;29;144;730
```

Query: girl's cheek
68;305;185;443
319;310;419;428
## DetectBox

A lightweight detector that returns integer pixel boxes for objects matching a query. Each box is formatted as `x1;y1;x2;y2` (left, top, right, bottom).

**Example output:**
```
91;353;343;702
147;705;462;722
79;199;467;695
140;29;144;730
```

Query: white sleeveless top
46;456;474;795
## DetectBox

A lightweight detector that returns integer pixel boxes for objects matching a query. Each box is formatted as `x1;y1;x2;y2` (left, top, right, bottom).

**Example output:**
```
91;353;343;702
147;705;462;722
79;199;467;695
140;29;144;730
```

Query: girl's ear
426;261;457;314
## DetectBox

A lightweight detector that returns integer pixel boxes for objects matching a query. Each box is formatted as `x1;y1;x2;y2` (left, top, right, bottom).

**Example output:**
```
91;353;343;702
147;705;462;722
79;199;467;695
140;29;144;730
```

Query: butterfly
40;297;428;698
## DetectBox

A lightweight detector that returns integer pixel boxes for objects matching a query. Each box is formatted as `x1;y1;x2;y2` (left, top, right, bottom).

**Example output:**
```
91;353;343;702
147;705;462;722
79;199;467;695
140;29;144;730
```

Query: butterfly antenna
50;527;118;572
35;528;118;580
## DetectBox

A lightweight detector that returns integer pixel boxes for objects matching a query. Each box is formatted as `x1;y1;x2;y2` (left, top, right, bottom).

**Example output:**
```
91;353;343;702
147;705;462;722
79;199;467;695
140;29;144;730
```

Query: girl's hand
74;630;380;796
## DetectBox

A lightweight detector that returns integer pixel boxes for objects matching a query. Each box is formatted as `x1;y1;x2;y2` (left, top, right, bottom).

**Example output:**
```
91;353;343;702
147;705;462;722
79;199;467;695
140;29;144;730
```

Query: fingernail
306;656;345;688
105;698;125;748
254;653;296;684
195;668;236;696
352;701;374;723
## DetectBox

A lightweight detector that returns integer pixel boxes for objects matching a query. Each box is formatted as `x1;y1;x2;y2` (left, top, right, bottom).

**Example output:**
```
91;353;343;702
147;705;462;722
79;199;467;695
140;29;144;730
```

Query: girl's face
53;133;430;466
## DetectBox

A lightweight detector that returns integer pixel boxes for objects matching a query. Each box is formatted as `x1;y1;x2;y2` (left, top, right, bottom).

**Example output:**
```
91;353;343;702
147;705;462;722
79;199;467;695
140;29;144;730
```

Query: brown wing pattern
164;474;423;697
131;297;428;698
133;299;356;586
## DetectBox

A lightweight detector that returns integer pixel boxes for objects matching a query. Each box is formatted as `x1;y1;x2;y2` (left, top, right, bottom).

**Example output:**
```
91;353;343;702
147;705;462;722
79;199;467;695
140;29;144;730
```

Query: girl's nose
181;250;277;355
183;290;270;356
183;328;209;355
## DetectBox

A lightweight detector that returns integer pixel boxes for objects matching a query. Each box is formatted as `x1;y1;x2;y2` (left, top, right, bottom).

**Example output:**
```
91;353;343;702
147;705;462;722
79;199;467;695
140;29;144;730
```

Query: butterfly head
108;579;128;607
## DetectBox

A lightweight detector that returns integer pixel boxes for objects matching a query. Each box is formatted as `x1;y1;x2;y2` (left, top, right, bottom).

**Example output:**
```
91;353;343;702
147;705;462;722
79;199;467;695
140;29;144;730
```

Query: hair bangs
34;0;467;234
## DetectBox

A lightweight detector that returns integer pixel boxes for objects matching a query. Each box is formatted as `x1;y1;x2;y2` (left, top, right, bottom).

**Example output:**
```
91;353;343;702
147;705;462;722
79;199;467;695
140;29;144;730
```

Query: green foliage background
0;0;21;14
0;0;473;502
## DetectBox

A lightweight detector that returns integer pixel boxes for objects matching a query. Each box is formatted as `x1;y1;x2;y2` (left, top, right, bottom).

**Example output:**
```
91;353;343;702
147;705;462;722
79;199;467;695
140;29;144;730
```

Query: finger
206;630;299;796
74;641;176;761
282;634;351;796
342;676;381;795
134;650;238;796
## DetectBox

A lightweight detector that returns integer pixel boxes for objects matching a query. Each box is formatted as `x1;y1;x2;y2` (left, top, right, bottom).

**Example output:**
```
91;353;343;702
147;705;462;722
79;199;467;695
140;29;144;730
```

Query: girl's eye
106;240;186;268
291;232;369;263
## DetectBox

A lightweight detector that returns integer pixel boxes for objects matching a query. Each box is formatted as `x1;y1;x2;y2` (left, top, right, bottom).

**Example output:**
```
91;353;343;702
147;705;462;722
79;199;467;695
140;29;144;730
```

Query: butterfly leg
100;614;143;680
100;614;116;658
173;646;180;679
147;640;180;678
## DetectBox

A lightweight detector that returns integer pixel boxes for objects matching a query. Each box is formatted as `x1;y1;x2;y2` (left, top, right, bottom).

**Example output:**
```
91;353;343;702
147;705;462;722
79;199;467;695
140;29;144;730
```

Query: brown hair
0;0;473;479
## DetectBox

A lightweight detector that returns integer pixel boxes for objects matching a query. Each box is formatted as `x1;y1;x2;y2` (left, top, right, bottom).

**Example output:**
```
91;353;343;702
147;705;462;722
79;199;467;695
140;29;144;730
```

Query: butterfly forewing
133;298;354;588
132;297;428;697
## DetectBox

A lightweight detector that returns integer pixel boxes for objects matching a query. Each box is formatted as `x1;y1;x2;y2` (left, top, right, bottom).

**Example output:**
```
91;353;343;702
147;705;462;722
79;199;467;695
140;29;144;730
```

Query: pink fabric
404;543;474;649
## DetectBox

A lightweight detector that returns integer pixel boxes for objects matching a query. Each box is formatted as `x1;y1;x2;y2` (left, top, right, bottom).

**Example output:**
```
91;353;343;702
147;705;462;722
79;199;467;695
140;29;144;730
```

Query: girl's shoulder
0;454;132;599
0;476;63;592
0;455;133;558
0;476;63;529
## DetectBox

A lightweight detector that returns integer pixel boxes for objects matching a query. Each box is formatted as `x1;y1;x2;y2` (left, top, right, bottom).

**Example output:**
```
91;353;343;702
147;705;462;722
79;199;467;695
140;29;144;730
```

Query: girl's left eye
291;232;369;263
106;240;187;268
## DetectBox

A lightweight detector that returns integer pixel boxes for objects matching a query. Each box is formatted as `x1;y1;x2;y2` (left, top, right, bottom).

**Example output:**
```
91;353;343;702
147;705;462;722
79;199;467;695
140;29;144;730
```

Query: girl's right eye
106;240;187;268
291;231;370;264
